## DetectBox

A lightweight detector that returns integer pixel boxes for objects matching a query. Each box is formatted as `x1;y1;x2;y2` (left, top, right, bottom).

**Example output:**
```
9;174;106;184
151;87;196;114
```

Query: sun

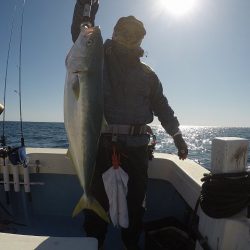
160;0;197;16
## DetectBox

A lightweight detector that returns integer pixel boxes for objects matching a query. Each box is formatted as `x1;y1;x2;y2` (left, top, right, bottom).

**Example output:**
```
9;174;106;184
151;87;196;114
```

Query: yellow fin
72;194;110;223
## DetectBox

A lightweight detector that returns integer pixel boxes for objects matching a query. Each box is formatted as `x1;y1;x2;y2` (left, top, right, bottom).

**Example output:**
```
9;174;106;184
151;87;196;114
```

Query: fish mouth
82;26;101;41
82;25;101;34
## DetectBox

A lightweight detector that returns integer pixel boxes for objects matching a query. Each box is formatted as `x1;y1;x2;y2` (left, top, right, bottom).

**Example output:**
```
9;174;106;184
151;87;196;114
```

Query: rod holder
12;165;20;192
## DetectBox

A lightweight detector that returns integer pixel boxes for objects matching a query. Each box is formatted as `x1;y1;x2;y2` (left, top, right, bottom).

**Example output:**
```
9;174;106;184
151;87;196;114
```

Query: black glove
72;0;99;42
173;134;188;160
77;0;99;22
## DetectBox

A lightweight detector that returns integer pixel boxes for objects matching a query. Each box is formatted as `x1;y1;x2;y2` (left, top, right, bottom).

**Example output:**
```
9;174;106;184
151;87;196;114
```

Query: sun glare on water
160;0;197;16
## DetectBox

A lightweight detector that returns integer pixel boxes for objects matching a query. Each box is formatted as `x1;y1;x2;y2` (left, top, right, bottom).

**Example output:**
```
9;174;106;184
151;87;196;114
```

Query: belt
101;124;152;136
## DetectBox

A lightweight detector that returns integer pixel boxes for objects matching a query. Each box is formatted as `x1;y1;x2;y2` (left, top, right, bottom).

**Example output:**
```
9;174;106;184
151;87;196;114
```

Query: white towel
102;167;129;228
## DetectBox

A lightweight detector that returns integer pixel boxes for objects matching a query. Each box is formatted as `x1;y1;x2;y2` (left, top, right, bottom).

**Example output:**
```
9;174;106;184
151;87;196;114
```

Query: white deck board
0;233;97;250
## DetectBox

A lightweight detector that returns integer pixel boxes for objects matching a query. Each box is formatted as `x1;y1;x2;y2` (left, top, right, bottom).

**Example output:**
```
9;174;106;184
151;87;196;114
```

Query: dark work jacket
71;4;180;141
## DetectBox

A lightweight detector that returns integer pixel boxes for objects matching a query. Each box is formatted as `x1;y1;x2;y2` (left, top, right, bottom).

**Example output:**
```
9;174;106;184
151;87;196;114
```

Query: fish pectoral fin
72;194;110;223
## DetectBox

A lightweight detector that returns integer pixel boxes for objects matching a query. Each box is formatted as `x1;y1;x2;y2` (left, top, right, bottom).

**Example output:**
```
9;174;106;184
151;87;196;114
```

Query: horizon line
1;120;250;128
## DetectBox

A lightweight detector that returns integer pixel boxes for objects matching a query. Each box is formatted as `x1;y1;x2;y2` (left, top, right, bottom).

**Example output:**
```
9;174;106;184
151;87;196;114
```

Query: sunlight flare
160;0;197;16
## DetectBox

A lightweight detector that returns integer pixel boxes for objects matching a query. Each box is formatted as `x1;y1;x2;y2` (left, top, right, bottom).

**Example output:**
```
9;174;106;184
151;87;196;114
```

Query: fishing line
1;3;17;147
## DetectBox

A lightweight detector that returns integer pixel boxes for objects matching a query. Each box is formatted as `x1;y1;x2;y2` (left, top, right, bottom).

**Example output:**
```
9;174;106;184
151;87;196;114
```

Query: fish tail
72;194;110;223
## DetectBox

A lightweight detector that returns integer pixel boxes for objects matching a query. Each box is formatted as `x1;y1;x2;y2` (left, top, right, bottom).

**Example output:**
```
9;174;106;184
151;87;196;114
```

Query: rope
200;172;250;218
187;171;250;250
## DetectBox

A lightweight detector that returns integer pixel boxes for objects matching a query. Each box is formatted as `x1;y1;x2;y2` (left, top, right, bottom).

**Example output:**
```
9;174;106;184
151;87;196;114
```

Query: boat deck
0;149;208;249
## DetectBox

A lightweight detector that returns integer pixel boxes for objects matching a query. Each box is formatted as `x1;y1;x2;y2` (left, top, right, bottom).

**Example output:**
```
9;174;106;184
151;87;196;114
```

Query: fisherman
71;1;188;249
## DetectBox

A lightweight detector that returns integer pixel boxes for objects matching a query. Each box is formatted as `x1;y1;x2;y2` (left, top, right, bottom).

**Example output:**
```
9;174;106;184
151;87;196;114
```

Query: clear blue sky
0;0;249;126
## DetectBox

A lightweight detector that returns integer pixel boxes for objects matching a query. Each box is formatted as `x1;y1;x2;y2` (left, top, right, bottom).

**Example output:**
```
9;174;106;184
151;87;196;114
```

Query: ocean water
152;126;250;168
0;121;249;169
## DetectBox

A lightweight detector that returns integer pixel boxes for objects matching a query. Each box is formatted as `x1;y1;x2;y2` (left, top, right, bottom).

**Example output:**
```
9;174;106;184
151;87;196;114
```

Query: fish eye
87;38;94;46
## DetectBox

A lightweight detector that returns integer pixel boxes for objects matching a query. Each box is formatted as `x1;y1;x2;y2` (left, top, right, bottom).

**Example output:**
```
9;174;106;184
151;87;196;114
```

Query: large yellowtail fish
64;26;108;222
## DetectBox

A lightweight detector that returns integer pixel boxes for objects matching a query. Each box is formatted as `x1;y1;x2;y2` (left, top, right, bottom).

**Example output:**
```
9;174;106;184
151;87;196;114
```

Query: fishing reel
0;145;28;167
0;146;9;159
0;103;27;166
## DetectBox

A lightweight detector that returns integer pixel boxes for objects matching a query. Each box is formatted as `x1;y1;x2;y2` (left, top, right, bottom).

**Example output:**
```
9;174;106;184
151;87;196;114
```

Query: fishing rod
8;0;31;199
8;0;27;165
4;0;28;168
1;0;26;148
18;0;26;148
17;0;32;200
1;4;17;147
0;2;17;206
0;1;29;205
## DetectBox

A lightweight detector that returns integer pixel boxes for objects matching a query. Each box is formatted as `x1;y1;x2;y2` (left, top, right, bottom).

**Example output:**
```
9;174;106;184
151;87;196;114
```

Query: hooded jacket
71;3;180;137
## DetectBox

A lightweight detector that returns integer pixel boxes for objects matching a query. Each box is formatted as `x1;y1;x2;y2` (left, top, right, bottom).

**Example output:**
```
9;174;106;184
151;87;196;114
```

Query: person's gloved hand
72;0;100;41
77;0;99;17
173;134;188;160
